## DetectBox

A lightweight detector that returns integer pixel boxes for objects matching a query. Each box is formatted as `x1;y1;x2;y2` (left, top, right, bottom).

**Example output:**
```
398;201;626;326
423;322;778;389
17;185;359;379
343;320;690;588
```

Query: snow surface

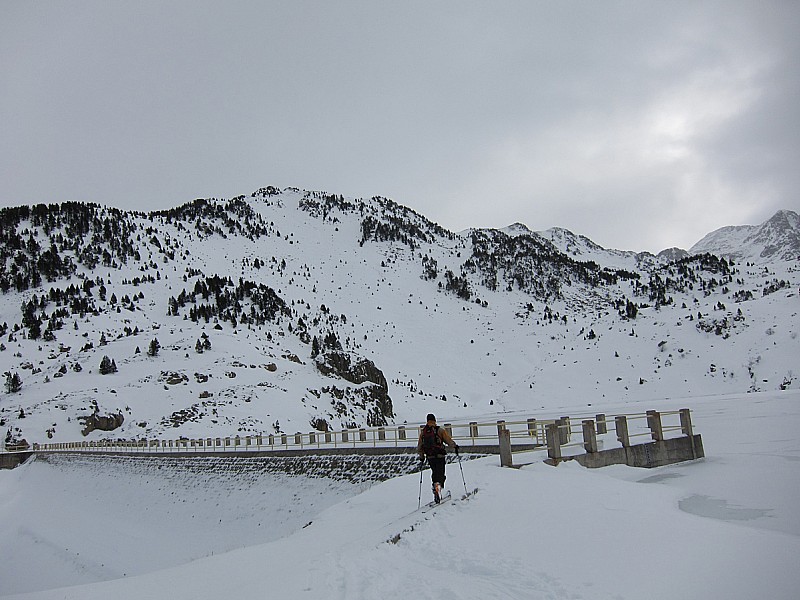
1;191;798;599
2;389;799;600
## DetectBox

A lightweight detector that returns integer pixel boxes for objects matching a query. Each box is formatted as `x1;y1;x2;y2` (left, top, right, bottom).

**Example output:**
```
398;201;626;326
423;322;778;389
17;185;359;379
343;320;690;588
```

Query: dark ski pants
426;455;446;488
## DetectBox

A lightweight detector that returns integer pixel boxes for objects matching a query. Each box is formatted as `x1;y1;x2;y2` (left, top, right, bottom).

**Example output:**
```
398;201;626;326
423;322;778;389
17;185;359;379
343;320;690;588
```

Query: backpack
421;425;445;456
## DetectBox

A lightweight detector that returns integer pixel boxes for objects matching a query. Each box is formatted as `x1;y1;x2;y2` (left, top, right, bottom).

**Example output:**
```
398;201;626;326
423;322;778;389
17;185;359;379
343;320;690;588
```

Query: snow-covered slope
2;389;799;599
0;191;797;451
2;189;798;598
537;226;647;270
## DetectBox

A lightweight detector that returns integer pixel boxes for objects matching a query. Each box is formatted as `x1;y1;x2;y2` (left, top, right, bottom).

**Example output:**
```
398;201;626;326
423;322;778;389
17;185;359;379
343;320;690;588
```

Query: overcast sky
1;1;798;253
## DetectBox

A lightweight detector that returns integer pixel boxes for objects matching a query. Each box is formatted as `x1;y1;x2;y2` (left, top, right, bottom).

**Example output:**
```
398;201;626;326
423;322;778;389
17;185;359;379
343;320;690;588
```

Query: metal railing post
647;410;664;441
546;423;561;461
595;413;607;435
582;419;598;453
680;408;697;459
559;417;571;444
615;416;630;447
499;428;513;467
679;408;694;437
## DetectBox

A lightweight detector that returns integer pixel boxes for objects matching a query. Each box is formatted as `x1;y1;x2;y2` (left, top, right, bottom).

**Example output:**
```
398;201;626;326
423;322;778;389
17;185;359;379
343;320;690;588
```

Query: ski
421;487;479;512
420;490;451;512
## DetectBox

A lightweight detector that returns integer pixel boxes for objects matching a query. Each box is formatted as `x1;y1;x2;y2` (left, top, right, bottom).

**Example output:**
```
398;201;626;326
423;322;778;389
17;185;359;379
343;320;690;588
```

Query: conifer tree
99;355;117;375
4;372;22;394
625;300;638;319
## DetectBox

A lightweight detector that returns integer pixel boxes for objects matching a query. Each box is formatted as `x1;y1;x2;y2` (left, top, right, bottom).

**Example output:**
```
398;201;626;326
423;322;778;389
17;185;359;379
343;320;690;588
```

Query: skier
417;413;459;503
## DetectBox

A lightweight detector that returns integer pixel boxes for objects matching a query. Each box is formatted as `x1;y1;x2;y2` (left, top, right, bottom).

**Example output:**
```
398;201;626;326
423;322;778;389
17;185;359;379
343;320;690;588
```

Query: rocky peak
690;210;799;263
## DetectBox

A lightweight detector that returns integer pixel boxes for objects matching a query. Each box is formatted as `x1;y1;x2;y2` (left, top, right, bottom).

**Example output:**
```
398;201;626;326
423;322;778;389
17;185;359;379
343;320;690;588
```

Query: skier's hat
426;413;436;422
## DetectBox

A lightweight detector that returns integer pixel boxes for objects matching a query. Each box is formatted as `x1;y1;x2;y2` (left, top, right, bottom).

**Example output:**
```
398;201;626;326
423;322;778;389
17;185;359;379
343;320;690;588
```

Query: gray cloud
1;1;797;252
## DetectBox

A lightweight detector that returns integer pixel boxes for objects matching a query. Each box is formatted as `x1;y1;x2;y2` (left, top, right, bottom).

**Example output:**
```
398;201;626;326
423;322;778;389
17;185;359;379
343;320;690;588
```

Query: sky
1;1;798;253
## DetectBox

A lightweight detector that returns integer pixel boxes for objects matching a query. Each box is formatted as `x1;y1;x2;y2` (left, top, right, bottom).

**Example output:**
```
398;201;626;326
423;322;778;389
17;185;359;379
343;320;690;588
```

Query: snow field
2;389;799;599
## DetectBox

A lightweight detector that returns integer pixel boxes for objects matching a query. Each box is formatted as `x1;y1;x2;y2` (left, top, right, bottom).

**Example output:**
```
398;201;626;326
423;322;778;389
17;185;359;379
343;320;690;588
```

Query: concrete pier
0;452;32;470
571;434;705;469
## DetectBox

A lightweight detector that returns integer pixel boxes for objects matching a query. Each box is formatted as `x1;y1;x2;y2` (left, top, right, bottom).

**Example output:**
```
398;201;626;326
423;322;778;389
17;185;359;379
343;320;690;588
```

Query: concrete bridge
3;408;702;473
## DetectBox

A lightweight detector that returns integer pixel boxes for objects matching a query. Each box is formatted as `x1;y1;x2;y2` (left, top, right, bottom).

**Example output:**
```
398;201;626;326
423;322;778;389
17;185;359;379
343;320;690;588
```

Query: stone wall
33;451;482;483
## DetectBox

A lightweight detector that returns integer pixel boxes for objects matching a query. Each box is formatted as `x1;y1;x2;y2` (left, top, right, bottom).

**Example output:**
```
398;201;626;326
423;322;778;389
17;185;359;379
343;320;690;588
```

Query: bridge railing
17;409;696;465
500;408;699;467
27;417;553;455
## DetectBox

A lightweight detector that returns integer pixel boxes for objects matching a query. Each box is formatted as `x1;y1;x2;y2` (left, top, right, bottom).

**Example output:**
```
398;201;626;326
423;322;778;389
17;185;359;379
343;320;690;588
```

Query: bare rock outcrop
80;412;124;436
314;351;393;426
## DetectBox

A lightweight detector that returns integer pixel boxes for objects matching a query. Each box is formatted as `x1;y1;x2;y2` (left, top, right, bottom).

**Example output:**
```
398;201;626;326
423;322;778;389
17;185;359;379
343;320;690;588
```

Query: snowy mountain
1;190;798;451
2;191;799;599
535;226;662;271
690;209;800;263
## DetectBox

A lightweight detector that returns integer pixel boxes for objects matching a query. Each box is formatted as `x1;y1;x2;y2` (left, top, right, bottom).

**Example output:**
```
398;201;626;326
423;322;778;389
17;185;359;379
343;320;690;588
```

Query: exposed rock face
314;351;393;426
315;351;387;389
162;371;189;385
80;412;124;436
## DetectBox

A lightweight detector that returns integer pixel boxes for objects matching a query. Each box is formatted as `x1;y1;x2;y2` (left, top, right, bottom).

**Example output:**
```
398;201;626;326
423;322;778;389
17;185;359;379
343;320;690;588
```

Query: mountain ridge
502;210;797;266
690;209;800;263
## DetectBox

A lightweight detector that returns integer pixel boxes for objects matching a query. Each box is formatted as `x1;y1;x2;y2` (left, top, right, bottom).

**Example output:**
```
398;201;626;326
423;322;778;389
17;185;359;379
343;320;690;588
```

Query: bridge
3;408;703;472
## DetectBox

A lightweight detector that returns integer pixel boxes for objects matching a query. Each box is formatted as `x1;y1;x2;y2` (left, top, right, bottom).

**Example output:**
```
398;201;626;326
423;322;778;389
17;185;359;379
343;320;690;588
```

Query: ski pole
457;450;468;495
418;459;425;509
